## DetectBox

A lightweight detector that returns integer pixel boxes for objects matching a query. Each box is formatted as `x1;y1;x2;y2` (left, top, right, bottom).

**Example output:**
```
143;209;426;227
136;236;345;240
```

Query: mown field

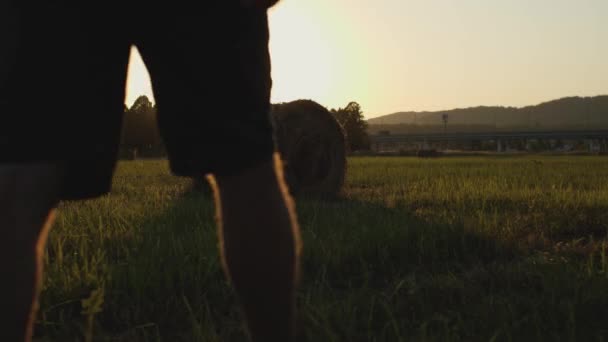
36;156;608;341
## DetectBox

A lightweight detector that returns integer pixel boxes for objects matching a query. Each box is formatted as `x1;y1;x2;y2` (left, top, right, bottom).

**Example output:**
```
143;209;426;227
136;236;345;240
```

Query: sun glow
124;1;608;117
124;2;371;112
268;1;373;111
124;46;154;107
268;3;336;105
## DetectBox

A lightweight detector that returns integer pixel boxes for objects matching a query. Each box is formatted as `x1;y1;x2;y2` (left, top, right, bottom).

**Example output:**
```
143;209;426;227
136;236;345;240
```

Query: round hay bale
188;99;346;197
272;100;346;197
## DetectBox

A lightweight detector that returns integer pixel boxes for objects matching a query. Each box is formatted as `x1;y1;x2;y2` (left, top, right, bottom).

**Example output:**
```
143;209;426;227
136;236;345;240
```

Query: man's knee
211;153;288;194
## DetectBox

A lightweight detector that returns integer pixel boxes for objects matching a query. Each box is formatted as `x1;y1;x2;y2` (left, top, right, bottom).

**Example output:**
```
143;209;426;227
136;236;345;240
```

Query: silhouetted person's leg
134;4;298;340
0;165;63;341
209;154;301;342
3;3;129;338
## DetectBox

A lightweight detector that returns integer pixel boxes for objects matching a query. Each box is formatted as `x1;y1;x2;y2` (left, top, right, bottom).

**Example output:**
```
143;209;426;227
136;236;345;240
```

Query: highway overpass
370;129;608;152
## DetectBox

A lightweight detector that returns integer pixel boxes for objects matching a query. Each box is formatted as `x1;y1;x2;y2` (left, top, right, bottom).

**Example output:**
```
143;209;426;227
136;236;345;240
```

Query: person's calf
209;154;302;341
0;164;63;342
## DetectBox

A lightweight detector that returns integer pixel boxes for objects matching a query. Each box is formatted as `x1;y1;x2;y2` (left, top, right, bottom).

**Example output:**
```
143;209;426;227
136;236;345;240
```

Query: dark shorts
0;2;276;200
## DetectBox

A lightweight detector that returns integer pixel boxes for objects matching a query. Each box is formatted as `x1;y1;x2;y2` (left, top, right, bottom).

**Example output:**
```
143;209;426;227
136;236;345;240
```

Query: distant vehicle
416;149;441;158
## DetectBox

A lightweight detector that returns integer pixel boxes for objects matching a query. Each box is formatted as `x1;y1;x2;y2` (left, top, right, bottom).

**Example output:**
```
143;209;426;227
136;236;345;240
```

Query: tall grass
36;156;608;341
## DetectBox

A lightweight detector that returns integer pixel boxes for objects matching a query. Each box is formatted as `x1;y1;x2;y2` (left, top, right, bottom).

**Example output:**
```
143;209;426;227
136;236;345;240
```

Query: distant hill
367;96;608;134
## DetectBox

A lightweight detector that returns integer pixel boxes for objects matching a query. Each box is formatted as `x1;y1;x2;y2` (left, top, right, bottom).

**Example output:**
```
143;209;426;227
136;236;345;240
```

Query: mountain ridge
367;96;608;128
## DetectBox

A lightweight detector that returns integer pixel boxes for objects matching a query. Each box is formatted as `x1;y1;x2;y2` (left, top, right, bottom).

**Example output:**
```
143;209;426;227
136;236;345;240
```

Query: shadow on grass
39;188;245;342
292;194;608;342
38;188;608;342
296;195;520;283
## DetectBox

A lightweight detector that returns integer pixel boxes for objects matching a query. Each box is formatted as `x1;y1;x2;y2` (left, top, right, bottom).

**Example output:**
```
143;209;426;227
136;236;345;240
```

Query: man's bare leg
0;164;63;342
208;153;302;342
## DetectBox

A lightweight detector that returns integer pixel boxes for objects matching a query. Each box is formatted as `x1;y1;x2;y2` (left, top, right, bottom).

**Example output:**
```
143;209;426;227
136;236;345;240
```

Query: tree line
120;95;371;159
120;95;162;159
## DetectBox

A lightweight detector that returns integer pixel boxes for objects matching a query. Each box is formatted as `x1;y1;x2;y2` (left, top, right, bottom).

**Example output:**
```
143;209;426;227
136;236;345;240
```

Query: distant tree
331;101;370;151
121;95;161;159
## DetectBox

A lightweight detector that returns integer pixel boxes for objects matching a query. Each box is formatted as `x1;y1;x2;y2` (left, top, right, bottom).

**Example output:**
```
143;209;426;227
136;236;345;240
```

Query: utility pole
442;113;449;151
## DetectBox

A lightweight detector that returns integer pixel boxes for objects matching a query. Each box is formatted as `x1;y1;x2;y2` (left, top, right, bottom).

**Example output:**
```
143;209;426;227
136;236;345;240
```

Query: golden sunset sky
125;0;608;119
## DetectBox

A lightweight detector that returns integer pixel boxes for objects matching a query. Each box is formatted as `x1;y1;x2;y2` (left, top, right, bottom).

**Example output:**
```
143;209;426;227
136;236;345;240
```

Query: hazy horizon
125;0;608;119
374;94;608;116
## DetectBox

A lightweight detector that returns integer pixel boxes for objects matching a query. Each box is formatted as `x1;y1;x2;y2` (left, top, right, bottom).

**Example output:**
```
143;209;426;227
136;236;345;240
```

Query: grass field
36;156;608;341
